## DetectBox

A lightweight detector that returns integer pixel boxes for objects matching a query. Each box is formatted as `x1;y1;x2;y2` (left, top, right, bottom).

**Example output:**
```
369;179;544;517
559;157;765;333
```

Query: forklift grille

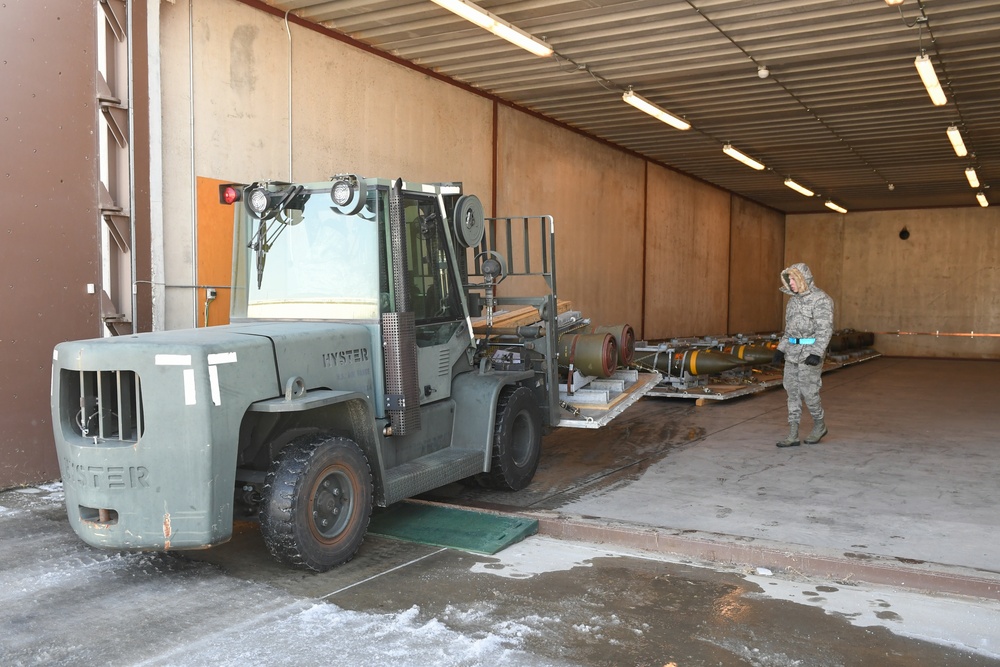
62;369;144;442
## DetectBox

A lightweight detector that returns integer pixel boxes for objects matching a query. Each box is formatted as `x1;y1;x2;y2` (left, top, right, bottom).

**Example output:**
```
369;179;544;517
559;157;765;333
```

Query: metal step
383;448;484;505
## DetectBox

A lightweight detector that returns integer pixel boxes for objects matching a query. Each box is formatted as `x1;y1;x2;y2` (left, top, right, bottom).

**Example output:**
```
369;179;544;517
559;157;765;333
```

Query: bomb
559;333;618;378
591;323;636;367
634;348;746;375
720;344;776;365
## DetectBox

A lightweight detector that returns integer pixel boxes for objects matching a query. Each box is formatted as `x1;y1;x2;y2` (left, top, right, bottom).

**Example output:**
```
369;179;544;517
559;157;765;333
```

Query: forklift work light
332;180;352;206
248;187;270;215
242;183;308;221
330;174;366;216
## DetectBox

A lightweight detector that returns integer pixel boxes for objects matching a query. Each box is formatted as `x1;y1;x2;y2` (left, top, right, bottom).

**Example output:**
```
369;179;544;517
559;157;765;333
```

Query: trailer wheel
479;386;542;491
260;434;373;572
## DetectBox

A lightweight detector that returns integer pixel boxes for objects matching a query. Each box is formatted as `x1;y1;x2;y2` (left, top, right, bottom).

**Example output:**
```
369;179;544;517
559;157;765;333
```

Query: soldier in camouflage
772;263;834;447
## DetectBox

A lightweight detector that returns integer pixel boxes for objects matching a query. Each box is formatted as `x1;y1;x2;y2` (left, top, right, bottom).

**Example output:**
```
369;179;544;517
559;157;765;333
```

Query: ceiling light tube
784;178;814;197
723;143;765;171
490;22;553;57
976;192;989;207
946;125;967;157
622;89;690;131
914;54;947;106
824;200;847;214
965;167;980;188
430;0;553;57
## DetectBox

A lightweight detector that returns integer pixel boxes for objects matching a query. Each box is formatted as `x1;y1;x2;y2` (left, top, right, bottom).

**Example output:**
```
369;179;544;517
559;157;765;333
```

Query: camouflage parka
776;263;834;364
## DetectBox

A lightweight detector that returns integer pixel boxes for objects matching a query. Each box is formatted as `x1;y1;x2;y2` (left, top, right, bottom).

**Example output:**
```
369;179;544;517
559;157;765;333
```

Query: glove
771;350;785;364
804;354;822;366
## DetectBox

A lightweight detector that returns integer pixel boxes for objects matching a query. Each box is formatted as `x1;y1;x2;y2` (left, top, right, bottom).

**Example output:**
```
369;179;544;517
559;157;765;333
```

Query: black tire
478;386;542;491
259;433;373;572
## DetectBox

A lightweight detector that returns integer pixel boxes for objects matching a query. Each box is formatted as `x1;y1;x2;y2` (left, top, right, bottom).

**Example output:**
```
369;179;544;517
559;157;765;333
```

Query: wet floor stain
325;543;996;667
422;400;706;511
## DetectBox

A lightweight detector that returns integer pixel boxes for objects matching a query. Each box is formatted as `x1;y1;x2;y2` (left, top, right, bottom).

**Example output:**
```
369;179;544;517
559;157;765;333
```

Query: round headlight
248;188;270;214
331;180;353;206
330;174;366;215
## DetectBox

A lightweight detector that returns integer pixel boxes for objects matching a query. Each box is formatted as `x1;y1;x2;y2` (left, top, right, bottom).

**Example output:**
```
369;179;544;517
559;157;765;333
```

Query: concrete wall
728;196;786;335
159;0;493;329
153;0;1000;363
159;0;779;343
495;107;647;335
644;164;733;339
786;207;1000;358
493;117;786;341
784;212;845;330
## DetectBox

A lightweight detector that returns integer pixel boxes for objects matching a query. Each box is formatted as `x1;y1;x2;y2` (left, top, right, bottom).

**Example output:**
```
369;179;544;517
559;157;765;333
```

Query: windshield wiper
246;185;307;288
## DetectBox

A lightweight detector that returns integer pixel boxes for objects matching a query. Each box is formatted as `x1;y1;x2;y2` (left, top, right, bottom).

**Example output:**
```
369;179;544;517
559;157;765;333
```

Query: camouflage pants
782;360;824;425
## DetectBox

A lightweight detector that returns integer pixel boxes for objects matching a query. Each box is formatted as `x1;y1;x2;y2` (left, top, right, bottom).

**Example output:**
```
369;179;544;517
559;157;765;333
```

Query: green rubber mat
367;502;538;555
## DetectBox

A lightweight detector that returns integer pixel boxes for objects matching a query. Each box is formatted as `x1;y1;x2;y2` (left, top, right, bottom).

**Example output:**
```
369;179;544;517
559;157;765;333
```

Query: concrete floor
430;356;1000;599
2;357;999;665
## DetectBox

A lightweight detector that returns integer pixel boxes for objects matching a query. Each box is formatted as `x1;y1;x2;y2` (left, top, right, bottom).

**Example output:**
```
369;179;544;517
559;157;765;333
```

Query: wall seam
640;160;648;339
492;100;498;218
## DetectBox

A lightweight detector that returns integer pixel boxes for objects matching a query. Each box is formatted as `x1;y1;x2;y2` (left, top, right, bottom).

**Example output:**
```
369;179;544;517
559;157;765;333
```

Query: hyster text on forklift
51;175;660;571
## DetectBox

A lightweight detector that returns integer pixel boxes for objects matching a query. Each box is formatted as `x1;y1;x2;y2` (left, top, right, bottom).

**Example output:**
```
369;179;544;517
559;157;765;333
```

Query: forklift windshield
233;184;382;321
229;178;469;328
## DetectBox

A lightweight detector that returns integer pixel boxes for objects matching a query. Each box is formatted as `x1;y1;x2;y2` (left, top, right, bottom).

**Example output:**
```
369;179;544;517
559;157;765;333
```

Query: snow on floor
138;601;577;667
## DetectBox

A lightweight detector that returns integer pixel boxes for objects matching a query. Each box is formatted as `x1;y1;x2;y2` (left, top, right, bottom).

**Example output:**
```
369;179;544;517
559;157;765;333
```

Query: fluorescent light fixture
914;54;947;106
946;125;967;157
976;192;989;207
965;167;980;188
723;143;765;171
783;178;814;197
491;23;552;56
430;0;553;57
884;0;904;5
622;89;690;131
825;200;847;214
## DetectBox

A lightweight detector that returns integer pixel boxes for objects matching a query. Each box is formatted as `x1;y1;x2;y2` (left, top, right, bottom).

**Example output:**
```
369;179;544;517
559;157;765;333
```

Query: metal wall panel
0;1;100;487
0;1;149;487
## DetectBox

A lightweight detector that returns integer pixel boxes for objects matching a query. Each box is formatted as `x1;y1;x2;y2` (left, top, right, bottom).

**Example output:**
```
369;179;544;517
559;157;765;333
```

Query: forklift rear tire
479;386;542;491
260;433;373;572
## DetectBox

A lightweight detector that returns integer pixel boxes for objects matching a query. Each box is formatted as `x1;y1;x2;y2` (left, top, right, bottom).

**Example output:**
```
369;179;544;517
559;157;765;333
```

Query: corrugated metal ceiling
259;0;1000;214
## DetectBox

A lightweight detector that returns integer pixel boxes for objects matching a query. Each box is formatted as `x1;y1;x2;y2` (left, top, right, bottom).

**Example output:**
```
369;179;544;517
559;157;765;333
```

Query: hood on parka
780;262;815;295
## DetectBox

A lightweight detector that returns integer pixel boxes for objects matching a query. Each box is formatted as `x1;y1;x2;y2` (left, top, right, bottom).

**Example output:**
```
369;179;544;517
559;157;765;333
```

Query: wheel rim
309;466;355;542
509;411;535;467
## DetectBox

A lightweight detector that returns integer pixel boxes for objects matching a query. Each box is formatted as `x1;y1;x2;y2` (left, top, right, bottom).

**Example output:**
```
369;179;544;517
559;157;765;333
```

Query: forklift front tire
260;433;373;572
